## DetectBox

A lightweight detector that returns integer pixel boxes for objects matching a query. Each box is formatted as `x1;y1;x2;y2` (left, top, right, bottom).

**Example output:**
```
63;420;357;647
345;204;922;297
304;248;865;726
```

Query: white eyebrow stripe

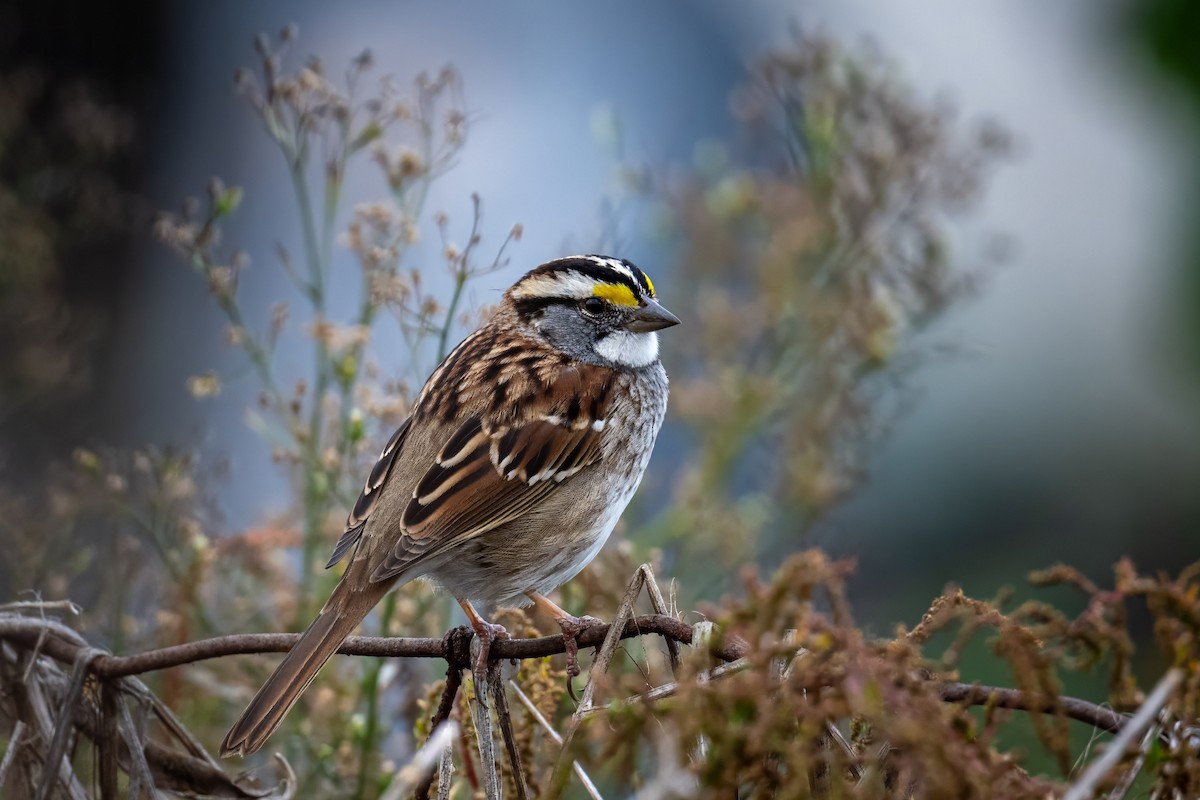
510;272;598;300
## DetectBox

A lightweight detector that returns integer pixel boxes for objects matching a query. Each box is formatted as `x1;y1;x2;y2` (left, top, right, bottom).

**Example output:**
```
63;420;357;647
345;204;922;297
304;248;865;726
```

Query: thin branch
0;720;26;790
824;723;864;782
489;667;530;800
0;614;743;678
687;621;717;764
0;601;81;615
612;657;750;706
98;685;119;800
113;687;155;800
19;659;89;800
436;735;454;800
641;564;681;676
940;681;1146;740
415;642;466;800
33;647;104;800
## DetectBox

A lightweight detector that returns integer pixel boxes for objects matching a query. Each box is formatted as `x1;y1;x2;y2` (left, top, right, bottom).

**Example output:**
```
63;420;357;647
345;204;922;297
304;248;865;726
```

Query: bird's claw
556;614;602;679
470;619;509;679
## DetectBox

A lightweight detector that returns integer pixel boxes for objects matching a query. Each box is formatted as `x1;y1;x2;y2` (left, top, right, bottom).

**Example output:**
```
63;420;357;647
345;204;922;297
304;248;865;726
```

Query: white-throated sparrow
220;255;678;757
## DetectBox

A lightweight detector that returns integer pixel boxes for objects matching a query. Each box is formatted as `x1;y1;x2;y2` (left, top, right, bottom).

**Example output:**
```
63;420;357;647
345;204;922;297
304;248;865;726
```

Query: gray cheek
537;307;599;361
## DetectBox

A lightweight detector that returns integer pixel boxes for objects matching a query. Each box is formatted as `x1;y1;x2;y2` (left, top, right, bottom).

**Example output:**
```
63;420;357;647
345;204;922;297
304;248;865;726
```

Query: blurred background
3;0;1200;790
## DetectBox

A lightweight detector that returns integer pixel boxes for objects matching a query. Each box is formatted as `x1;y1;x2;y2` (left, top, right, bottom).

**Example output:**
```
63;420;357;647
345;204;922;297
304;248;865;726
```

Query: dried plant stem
0;720;26;790
687;620;718;763
354;596;395;800
287;156;327;294
438;253;470;362
549;564;662;799
70;695;275;798
17;656;89;800
489;666;530;800
98;684;119;799
642;566;681;674
33;647;104;800
1062;668;1183;800
0;601;81;615
468;639;501;800
824;723;864;781
605;648;863;783
190;252;287;405
113;688;155;799
436;738;454;800
379;720;459;800
1105;718;1163;800
415;653;466;800
609;657;750;706
509;681;605;800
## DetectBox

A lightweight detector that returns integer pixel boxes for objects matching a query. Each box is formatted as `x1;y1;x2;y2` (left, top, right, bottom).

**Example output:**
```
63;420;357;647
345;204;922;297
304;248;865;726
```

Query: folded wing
369;410;606;582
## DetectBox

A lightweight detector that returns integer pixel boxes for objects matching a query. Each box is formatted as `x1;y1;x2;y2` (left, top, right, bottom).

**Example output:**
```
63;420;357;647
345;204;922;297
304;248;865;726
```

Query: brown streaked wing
368;401;609;584
326;416;412;568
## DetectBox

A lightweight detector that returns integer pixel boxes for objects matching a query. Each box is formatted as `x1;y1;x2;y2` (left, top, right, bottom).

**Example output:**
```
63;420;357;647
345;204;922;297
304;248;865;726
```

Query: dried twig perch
0;612;742;679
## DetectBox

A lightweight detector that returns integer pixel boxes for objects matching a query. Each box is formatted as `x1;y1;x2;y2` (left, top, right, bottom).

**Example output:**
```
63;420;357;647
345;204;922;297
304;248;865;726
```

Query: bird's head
505;255;679;368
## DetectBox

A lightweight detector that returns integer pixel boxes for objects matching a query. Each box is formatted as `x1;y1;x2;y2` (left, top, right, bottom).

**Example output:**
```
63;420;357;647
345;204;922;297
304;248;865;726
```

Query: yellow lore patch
593;282;638;307
643;274;655;297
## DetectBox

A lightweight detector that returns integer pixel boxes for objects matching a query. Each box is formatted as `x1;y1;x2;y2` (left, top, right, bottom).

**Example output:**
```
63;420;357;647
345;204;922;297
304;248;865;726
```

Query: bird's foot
469;618;509;678
555;614;603;679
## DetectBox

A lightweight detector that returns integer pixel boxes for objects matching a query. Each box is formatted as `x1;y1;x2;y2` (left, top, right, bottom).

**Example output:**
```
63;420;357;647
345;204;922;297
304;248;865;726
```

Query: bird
219;254;679;757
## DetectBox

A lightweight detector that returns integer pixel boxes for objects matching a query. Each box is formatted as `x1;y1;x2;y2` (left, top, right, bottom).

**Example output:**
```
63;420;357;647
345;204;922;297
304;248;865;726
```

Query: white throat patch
595;330;659;368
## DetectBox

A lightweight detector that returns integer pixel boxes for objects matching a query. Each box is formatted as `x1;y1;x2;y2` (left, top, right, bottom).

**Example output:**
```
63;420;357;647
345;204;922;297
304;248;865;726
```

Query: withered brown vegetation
1;553;1197;797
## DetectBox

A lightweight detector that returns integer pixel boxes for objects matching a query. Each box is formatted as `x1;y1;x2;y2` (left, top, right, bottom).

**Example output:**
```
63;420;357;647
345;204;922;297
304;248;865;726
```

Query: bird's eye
582;297;605;315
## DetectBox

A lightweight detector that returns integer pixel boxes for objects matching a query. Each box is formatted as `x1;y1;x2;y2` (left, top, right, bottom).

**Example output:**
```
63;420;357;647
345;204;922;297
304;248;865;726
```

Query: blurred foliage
0;68;134;452
1131;0;1200;366
1134;0;1200;103
152;27;522;795
613;33;1011;594
2;22;1196;800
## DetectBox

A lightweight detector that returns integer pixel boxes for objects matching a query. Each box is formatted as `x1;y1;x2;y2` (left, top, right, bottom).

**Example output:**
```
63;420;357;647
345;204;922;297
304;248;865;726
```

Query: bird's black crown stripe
583;254;653;297
525;256;649;299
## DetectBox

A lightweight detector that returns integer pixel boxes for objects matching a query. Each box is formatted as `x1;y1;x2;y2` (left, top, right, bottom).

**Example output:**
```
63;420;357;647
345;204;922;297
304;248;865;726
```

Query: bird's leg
526;592;602;678
457;598;508;677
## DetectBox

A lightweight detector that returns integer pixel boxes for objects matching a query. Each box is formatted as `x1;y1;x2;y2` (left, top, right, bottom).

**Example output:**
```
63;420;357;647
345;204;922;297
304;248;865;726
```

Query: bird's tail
219;582;382;758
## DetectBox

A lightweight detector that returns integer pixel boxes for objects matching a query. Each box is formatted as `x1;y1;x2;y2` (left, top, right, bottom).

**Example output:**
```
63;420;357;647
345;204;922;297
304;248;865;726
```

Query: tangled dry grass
1;554;1198;798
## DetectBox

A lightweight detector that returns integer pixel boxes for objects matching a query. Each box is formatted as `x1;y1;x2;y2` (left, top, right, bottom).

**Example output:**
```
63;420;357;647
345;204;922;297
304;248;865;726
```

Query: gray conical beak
625;298;681;333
